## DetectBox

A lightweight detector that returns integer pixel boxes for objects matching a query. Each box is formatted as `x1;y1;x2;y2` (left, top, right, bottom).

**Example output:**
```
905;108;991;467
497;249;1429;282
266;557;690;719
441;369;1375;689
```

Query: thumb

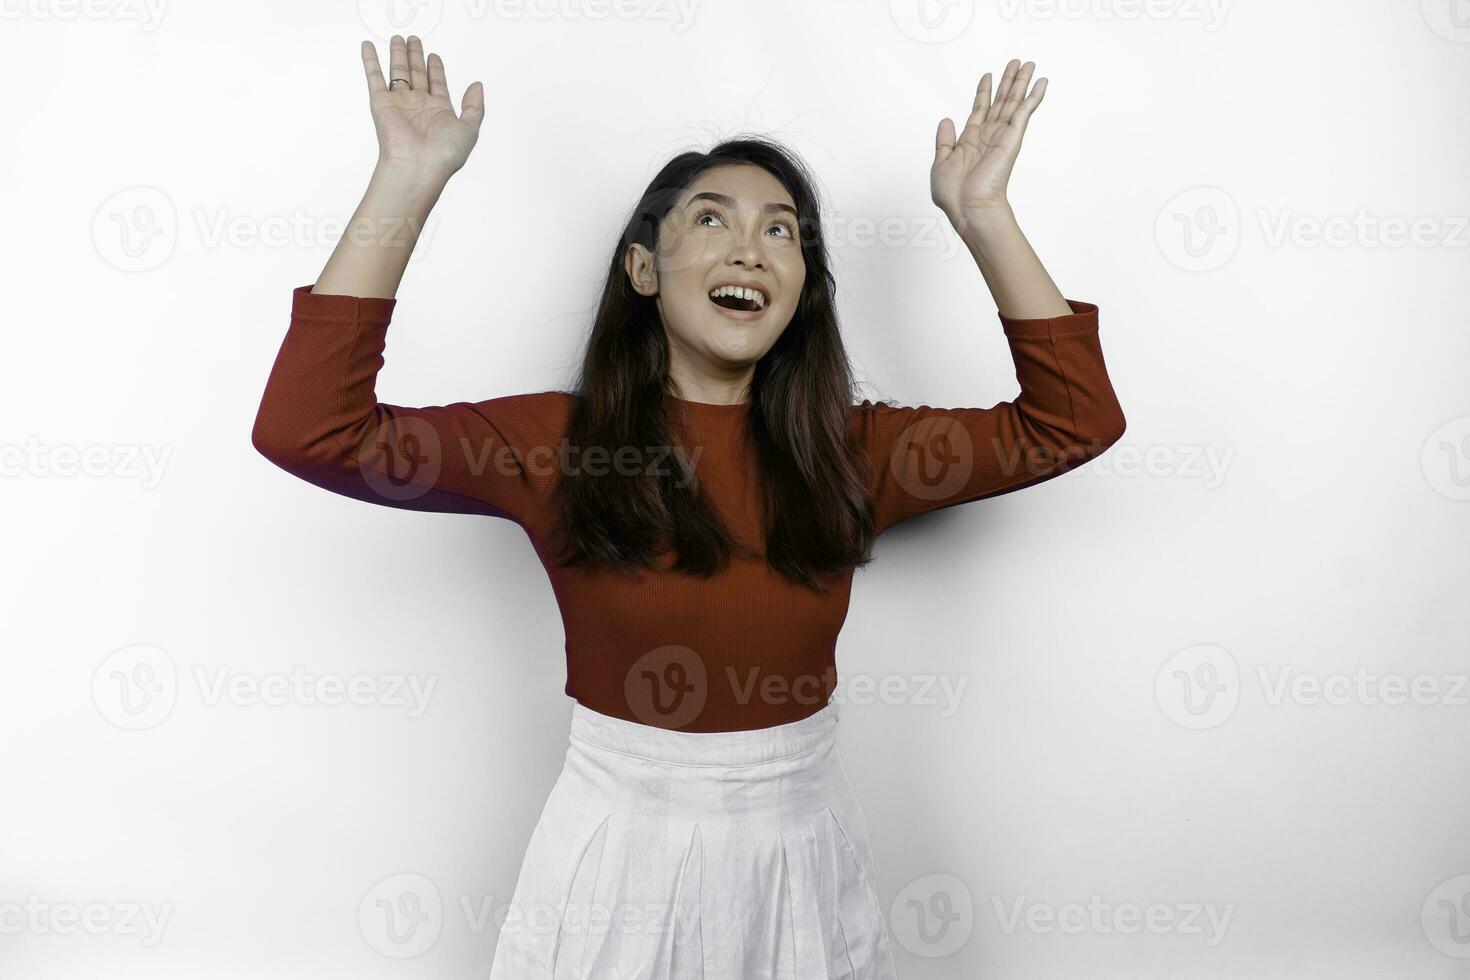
460;81;485;131
933;117;956;165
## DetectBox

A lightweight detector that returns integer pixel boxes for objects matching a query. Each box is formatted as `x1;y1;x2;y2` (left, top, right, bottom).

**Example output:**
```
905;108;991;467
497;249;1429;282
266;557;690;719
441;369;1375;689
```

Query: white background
2;0;1468;977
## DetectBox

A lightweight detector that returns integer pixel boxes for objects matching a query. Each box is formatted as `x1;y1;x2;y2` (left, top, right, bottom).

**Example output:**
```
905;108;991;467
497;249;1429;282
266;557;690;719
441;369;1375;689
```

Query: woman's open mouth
708;284;768;321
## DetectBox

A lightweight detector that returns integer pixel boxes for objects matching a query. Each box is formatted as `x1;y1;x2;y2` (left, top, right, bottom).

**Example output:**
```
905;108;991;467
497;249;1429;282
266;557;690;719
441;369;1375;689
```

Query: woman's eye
694;207;795;240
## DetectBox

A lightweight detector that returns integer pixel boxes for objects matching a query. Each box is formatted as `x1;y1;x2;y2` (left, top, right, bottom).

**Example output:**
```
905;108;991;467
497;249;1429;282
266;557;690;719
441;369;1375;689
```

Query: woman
252;35;1125;980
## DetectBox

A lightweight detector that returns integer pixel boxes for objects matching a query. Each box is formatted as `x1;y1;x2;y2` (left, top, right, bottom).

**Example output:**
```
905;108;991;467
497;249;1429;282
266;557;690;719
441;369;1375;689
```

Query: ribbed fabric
252;285;1126;732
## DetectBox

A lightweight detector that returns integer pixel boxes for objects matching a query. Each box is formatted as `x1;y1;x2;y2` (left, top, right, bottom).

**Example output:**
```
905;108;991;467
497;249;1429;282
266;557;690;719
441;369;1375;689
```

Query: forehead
679;164;796;211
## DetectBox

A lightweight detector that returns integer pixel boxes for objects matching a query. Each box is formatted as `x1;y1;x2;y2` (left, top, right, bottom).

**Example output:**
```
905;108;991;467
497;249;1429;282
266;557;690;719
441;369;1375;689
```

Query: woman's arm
860;59;1125;534
251;38;567;527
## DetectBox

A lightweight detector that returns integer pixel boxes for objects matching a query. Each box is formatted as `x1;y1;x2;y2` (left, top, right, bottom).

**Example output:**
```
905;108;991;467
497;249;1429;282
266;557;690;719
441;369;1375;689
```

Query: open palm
931;59;1046;229
361;36;484;179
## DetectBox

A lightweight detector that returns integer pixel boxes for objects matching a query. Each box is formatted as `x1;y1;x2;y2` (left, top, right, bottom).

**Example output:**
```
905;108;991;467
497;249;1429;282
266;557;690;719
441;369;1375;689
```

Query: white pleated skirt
488;698;900;979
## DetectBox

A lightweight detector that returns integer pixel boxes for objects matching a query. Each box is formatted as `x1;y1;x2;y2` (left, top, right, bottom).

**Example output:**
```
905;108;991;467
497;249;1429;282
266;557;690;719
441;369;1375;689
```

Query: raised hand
361;35;485;181
931;59;1046;237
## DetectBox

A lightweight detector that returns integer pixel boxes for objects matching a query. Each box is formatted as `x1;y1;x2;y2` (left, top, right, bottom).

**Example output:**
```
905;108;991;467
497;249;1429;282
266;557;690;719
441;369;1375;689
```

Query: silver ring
388;77;410;89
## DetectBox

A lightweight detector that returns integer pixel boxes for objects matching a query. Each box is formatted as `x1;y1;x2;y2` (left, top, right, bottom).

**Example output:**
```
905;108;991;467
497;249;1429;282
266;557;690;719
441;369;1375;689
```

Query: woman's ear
624;243;658;297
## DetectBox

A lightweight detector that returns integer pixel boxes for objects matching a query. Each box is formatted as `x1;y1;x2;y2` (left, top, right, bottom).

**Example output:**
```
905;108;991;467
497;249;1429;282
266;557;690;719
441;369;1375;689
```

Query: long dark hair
547;135;876;593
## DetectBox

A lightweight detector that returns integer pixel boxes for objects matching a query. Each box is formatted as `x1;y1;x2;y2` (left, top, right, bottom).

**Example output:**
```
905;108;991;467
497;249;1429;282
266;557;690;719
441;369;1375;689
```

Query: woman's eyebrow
687;190;797;217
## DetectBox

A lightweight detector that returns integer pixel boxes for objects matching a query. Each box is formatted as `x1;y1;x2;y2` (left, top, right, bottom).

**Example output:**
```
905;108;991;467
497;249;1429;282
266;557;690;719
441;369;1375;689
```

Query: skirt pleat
489;701;899;980
660;822;705;979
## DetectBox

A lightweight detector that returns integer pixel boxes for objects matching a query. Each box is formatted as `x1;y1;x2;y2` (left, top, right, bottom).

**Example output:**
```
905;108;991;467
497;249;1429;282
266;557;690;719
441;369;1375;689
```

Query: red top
252;285;1126;731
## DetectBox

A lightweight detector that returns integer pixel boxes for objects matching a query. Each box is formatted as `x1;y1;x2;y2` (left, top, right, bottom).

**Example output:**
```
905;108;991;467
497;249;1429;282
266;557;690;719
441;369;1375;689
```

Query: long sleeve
250;285;569;526
856;298;1126;536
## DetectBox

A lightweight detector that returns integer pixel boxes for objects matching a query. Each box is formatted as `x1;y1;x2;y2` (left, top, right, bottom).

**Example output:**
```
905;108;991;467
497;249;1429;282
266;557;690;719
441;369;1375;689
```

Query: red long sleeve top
252;285;1126;732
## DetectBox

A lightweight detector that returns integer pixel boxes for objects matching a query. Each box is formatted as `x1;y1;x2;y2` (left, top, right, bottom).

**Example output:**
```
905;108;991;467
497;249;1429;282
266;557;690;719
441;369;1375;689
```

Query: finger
460;81;485;132
361;40;386;95
957;72;992;149
389;35;409;91
990;59;1021;123
969;72;992;116
407;35;428;91
1000;61;1036;126
427;52;448;99
933;116;956;165
1010;76;1046;133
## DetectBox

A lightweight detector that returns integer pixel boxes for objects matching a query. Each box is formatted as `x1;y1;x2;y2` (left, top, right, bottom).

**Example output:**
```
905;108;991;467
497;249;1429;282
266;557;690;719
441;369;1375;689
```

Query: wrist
371;158;454;197
950;201;1018;253
949;199;1015;230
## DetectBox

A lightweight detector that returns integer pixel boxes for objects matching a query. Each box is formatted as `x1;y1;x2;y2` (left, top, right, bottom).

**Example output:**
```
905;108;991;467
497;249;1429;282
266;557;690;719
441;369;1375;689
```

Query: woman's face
625;163;806;403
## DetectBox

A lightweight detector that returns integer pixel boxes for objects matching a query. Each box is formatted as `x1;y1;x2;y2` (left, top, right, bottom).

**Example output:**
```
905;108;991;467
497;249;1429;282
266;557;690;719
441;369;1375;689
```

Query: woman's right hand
361;35;484;182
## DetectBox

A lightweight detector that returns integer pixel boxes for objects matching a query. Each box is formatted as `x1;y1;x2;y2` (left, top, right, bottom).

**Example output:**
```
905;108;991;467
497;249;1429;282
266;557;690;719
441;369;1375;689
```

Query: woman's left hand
931;59;1046;237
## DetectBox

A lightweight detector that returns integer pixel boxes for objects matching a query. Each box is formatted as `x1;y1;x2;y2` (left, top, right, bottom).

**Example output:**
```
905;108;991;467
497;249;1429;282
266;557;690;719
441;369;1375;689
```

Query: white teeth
708;285;767;309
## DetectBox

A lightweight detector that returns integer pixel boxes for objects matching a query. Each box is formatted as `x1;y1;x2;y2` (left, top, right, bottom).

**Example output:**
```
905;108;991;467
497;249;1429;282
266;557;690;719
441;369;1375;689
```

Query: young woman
252;35;1124;980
